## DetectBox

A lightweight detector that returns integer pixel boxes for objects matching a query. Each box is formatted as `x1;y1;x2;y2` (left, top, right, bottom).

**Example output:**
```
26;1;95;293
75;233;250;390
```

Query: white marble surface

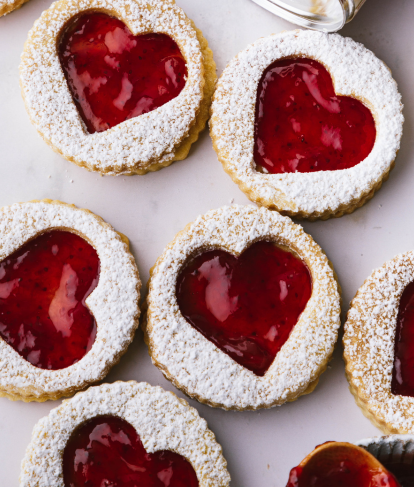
0;0;413;485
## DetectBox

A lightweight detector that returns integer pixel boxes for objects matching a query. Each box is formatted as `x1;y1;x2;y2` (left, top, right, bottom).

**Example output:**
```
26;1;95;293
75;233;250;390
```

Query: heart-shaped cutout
176;241;312;376
0;230;99;370
63;415;199;487
58;12;188;134
392;281;414;397
286;442;400;487
254;58;376;174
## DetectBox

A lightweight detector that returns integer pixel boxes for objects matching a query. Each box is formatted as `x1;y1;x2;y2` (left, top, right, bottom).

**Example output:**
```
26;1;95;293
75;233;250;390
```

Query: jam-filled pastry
344;251;414;434
0;0;29;17
20;0;216;175
357;435;414;486
20;381;231;487
285;441;400;487
0;200;141;402
144;205;341;410
210;30;403;220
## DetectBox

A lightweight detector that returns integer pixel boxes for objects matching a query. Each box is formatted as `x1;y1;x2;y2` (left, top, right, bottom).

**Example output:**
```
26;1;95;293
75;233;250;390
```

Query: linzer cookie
0;200;140;402
20;0;216;175
144;205;341;410
210;30;403;220
0;0;29;16
20;381;231;487
344;251;414;433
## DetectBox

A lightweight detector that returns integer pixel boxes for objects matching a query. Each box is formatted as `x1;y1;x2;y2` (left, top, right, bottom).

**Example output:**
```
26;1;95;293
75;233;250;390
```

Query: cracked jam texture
176;241;312;376
254;58;376;174
63;415;199;487
59;12;188;133
0;230;99;370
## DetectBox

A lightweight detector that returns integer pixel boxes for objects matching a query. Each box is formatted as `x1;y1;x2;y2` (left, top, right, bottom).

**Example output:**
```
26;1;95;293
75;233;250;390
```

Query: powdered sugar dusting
0;200;141;400
210;30;403;217
20;381;231;487
20;0;204;174
146;205;340;410
344;252;414;433
0;0;28;16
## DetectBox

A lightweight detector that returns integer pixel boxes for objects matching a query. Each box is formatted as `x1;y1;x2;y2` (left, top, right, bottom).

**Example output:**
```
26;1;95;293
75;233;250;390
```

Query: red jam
0;231;99;370
254;58;376;174
176;241;312;376
63;415;199;487
392;281;414;396
286;443;401;487
59;12;188;134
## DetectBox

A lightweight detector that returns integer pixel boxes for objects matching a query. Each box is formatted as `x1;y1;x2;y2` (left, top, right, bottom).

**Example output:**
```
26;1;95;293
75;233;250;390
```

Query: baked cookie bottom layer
144;205;342;411
21;11;216;176
140;25;217;175
0;0;30;17
346;378;396;435
144;258;341;410
143;325;336;410
20;381;231;487
0;199;141;402
218;155;396;222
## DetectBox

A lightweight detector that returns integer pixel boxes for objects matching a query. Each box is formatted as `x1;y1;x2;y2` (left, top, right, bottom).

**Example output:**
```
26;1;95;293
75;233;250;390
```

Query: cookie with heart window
344;251;414;434
210;30;404;220
19;0;216;175
20;381;230;487
144;205;341;410
0;200;141;402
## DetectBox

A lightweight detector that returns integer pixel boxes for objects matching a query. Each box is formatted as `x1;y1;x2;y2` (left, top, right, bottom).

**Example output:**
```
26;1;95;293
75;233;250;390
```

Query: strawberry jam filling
59;12;188;134
254;58;376;174
286;443;401;487
63;415;199;487
0;231;99;370
176;241;312;376
392;281;414;396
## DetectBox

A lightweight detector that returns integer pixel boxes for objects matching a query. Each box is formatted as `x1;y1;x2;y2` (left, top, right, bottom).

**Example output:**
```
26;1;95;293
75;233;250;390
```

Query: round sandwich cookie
210;29;403;220
344;251;414;434
20;0;216;175
0;199;140;402
20;381;231;487
145;204;341;410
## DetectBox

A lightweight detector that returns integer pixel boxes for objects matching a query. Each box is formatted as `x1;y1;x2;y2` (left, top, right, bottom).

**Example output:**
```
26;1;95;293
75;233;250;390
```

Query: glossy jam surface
0;231;99;370
59;12;188;134
254;58;376;174
392;281;414;396
286;443;401;487
176;241;312;376
63;415;199;487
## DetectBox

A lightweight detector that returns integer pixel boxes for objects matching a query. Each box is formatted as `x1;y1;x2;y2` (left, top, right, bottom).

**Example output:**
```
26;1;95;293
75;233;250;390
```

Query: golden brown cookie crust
344;251;414;434
0;0;30;17
210;30;403;220
0;199;141;402
20;0;216;175
144;205;341;410
20;381;231;487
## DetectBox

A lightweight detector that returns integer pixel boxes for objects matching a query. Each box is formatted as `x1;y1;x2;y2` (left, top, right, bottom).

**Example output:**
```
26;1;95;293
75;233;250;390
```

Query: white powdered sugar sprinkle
210;30;404;216
147;205;341;410
20;0;204;174
20;381;231;487
0;200;141;399
344;252;414;433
